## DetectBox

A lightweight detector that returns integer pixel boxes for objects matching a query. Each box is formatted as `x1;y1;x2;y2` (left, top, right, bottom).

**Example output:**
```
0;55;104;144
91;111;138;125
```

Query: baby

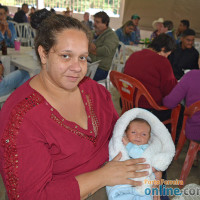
107;108;175;200
122;118;151;160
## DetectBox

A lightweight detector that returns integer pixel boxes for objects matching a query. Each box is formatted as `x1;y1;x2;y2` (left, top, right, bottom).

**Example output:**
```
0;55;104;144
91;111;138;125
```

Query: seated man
168;28;199;80
0;5;16;47
161;20;175;40
0;60;30;96
81;12;93;30
176;19;190;44
89;11;119;81
13;3;29;23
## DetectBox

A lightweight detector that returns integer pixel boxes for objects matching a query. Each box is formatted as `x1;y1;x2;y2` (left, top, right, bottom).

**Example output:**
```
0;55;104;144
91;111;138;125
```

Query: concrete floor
0;84;199;200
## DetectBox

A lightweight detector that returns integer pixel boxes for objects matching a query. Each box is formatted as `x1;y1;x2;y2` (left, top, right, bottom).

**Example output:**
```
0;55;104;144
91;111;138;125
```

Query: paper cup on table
14;40;21;51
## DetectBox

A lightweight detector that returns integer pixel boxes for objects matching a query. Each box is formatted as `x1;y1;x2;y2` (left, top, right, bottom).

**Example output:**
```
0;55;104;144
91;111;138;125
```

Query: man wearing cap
168;28;199;80
131;14;140;44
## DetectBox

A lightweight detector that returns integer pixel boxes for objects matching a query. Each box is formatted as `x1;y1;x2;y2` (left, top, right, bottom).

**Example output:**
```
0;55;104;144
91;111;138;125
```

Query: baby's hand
122;135;129;145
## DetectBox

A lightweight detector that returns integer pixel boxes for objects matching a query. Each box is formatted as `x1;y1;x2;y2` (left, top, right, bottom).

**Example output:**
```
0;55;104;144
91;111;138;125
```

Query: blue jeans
93;68;109;81
0;70;30;96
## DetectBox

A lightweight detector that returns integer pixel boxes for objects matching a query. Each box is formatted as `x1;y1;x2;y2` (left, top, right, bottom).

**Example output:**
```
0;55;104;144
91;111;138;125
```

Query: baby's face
126;121;150;145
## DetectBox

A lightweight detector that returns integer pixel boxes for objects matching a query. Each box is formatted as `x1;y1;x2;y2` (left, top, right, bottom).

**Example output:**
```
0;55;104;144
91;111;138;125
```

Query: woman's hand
100;152;150;187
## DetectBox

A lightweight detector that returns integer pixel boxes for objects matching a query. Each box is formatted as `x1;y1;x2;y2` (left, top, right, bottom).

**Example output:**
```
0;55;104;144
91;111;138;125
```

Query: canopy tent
122;0;200;37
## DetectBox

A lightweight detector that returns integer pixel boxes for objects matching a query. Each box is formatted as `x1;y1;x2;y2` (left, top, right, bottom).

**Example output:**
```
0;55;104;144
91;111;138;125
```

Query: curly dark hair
148;33;176;53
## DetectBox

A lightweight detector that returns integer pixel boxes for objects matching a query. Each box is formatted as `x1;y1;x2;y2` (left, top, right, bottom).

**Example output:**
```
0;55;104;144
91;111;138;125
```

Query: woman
163;70;200;142
0;10;149;199
124;34;177;125
115;20;135;45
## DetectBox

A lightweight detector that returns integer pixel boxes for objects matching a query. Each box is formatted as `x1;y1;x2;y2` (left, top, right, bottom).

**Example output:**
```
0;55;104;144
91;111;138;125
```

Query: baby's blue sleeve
125;143;144;159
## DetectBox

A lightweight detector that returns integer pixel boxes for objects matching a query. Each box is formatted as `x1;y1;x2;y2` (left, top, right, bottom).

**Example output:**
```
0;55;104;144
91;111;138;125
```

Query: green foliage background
1;0;120;14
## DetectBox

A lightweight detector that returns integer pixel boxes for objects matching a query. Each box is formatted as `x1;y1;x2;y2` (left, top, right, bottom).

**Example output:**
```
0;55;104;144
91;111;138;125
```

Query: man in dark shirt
176;19;190;43
13;3;29;23
168;28;199;80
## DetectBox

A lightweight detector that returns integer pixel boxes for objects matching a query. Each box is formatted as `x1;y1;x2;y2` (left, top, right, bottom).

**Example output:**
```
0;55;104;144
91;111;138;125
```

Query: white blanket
108;108;175;195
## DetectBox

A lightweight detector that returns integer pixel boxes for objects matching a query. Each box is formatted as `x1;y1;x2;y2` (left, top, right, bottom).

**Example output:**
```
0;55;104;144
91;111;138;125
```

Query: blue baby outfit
107;143;153;200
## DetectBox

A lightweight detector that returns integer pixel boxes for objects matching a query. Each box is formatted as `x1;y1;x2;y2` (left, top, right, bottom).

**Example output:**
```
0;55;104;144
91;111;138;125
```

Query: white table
125;44;144;55
0;55;12;76
1;47;41;77
9;47;40;77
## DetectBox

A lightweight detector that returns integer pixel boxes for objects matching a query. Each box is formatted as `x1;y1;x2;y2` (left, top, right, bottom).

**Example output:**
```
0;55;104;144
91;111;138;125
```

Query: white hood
109;108;175;194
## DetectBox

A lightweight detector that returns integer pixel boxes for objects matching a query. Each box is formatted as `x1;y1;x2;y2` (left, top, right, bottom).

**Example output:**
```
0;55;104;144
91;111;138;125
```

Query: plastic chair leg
179;141;200;188
174;132;186;160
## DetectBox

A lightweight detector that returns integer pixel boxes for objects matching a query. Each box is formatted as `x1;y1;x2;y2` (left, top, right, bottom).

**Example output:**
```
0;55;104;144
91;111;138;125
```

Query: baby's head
125;118;151;145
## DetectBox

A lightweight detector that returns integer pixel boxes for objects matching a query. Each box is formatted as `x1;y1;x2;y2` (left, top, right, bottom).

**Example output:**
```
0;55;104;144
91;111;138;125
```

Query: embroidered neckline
50;92;99;146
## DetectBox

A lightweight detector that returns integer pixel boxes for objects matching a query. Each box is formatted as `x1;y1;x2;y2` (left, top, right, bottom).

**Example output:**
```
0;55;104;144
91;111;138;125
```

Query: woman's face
39;29;88;91
125;25;134;35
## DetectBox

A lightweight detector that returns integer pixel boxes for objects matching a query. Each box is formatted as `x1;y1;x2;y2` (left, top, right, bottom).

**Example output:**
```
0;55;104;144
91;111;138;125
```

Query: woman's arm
76;153;149;200
163;75;188;108
1;110;149;200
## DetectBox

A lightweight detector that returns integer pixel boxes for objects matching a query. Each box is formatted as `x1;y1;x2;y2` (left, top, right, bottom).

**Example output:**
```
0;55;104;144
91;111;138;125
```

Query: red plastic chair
110;71;181;143
174;100;200;188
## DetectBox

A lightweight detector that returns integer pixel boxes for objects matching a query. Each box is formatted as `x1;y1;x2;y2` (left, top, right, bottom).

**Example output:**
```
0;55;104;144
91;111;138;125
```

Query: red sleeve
159;58;177;97
3;117;80;200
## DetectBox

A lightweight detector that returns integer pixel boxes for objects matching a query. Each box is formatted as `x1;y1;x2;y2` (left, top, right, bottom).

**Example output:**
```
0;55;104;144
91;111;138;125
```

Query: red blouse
124;49;177;108
0;77;118;200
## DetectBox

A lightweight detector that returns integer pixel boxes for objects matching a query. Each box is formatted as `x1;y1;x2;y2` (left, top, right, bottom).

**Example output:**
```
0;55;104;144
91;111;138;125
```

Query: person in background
115;20;135;45
89;11;119;81
0;60;30;96
64;7;73;17
50;8;56;13
81;12;94;30
0;9;149;199
124;33;177;124
0;5;16;47
4;6;13;21
176;19;190;43
161;20;175;40
150;17;164;41
28;6;36;22
163;69;200;142
13;3;29;23
131;14;140;44
168;28;199;80
29;6;36;15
